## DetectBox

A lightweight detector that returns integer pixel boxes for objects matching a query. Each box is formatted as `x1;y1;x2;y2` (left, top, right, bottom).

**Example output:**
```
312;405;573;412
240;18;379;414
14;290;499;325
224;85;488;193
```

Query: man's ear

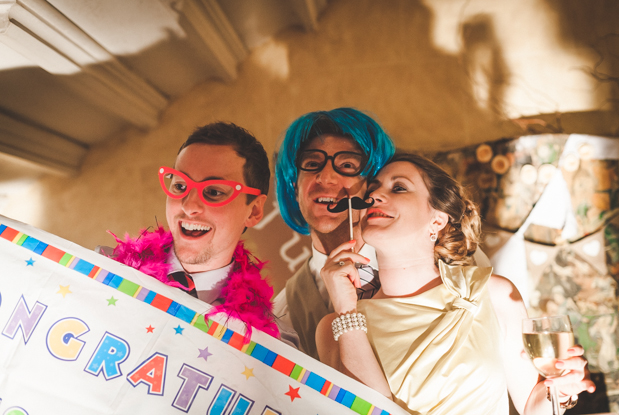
245;194;267;228
431;210;449;234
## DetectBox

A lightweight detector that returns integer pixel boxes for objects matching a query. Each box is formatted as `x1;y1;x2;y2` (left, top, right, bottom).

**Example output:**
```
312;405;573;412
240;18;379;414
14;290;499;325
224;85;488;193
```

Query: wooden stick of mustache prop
348;195;353;245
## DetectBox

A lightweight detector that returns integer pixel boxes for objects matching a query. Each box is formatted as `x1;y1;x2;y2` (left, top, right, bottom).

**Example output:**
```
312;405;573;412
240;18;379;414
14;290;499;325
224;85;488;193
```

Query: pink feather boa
206;242;279;340
107;227;279;340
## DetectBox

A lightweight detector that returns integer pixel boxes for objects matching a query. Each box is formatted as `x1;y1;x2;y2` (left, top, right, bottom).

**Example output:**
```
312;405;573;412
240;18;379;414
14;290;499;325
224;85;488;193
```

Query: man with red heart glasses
159;166;262;208
106;122;295;343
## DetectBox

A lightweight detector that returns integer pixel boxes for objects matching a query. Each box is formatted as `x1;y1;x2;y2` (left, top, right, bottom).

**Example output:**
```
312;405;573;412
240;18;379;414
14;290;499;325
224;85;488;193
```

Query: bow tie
169;271;198;298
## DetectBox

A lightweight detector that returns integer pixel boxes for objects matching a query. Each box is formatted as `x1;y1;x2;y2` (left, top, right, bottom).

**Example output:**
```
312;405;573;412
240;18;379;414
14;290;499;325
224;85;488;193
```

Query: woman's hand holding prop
320;240;371;315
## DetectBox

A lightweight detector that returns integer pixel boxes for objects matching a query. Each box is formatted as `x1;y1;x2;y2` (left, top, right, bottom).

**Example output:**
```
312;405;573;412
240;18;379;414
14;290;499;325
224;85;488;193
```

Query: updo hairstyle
388;153;482;266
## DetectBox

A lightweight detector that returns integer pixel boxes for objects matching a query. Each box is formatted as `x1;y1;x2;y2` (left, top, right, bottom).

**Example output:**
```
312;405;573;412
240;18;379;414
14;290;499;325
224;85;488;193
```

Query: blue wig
275;108;395;235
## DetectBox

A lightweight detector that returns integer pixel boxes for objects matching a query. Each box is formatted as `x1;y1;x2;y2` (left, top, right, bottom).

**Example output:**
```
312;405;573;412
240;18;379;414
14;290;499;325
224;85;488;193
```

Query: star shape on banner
174;325;184;335
241;366;254;380
198;346;212;361
25;258;35;266
146;325;154;333
285;385;301;402
107;296;118;306
57;285;72;298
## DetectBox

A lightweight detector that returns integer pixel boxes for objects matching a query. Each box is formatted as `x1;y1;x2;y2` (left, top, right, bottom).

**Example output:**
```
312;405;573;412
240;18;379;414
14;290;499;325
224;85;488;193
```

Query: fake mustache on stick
327;197;375;213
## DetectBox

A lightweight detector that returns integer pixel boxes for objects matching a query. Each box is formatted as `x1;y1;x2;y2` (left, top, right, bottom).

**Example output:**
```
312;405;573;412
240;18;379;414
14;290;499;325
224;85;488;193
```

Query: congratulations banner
0;215;404;415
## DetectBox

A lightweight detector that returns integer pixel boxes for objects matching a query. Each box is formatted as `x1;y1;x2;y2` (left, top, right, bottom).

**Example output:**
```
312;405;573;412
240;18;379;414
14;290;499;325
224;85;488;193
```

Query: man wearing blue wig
272;108;395;359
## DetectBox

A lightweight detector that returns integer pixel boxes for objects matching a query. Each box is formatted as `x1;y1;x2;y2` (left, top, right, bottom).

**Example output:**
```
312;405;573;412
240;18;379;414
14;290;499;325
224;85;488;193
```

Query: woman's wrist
333;302;358;316
332;312;367;341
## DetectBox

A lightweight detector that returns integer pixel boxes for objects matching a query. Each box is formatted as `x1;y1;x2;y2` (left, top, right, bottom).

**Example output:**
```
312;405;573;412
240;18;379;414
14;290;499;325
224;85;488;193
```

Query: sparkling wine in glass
522;315;574;415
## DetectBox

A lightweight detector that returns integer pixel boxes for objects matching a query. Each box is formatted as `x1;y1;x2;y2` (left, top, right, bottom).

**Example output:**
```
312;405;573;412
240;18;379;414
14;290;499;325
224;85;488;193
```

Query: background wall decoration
1;0;618;296
432;134;619;413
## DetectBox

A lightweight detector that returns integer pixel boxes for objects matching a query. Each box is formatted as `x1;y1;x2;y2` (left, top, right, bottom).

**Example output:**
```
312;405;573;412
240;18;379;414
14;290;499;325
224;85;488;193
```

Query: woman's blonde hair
388;152;481;265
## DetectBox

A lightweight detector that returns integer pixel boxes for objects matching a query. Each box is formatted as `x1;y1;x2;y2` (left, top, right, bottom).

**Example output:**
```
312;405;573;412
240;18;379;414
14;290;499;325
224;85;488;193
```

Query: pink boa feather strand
107;227;181;288
205;242;279;340
106;227;279;340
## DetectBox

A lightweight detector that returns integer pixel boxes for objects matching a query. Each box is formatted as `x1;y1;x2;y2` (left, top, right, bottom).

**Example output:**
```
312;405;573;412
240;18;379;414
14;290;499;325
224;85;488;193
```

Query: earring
430;232;437;242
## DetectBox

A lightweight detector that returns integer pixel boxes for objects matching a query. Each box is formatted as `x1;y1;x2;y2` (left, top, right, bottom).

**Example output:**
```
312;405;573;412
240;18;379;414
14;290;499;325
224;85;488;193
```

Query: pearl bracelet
332;312;367;341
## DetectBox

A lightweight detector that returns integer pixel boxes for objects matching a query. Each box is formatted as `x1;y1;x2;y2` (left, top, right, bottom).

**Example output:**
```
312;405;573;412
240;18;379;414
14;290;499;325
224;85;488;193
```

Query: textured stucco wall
2;0;618;292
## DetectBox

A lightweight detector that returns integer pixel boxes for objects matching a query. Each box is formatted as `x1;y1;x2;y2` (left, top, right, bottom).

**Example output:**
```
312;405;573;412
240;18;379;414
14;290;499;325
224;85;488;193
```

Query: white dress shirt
167;251;233;305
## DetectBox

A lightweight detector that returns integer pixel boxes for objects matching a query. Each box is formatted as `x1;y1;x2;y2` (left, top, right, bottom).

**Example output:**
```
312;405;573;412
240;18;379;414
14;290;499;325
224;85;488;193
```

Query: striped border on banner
0;223;390;415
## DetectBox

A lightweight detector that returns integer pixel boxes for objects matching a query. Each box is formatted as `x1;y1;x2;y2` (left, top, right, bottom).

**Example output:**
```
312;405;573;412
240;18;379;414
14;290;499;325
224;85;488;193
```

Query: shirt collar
167;250;234;291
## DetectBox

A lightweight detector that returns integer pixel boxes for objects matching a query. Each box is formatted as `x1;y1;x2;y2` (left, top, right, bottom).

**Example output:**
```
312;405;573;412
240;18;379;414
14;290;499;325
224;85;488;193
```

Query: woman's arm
316;313;392;397
488;275;595;415
316;239;392;398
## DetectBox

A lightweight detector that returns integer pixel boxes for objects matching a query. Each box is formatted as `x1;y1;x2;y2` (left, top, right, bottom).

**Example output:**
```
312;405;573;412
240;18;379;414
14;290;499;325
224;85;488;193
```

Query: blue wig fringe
275;108;395;235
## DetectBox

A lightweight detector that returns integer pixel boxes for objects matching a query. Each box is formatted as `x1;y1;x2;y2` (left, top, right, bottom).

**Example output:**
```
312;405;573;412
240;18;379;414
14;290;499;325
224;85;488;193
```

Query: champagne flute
522;315;575;415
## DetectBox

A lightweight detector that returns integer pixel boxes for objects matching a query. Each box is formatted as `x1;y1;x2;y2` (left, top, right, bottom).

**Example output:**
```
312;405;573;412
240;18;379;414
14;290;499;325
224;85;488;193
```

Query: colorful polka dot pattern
0;223;390;415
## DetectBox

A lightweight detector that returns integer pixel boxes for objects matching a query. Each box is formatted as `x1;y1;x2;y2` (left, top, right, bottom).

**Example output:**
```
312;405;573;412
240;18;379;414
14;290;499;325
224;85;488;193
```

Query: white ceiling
0;0;327;180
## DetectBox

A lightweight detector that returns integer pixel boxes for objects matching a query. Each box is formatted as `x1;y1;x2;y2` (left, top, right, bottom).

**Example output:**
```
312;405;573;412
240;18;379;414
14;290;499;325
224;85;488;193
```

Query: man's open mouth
180;221;212;237
315;197;339;205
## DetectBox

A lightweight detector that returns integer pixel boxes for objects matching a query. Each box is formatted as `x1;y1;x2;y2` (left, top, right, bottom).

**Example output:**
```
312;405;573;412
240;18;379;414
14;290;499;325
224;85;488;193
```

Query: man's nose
316;160;339;185
182;188;204;214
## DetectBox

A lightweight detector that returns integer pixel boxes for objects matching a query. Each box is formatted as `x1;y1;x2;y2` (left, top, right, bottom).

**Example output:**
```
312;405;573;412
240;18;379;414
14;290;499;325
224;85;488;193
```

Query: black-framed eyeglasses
296;149;368;177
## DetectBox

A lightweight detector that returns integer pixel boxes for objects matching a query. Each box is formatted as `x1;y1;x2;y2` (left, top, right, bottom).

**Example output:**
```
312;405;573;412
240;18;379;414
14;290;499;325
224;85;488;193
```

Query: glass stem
550;385;562;415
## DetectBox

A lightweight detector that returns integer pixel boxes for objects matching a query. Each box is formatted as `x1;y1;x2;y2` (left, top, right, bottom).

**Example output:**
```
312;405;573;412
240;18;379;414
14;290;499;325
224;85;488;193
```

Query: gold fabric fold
357;261;508;415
